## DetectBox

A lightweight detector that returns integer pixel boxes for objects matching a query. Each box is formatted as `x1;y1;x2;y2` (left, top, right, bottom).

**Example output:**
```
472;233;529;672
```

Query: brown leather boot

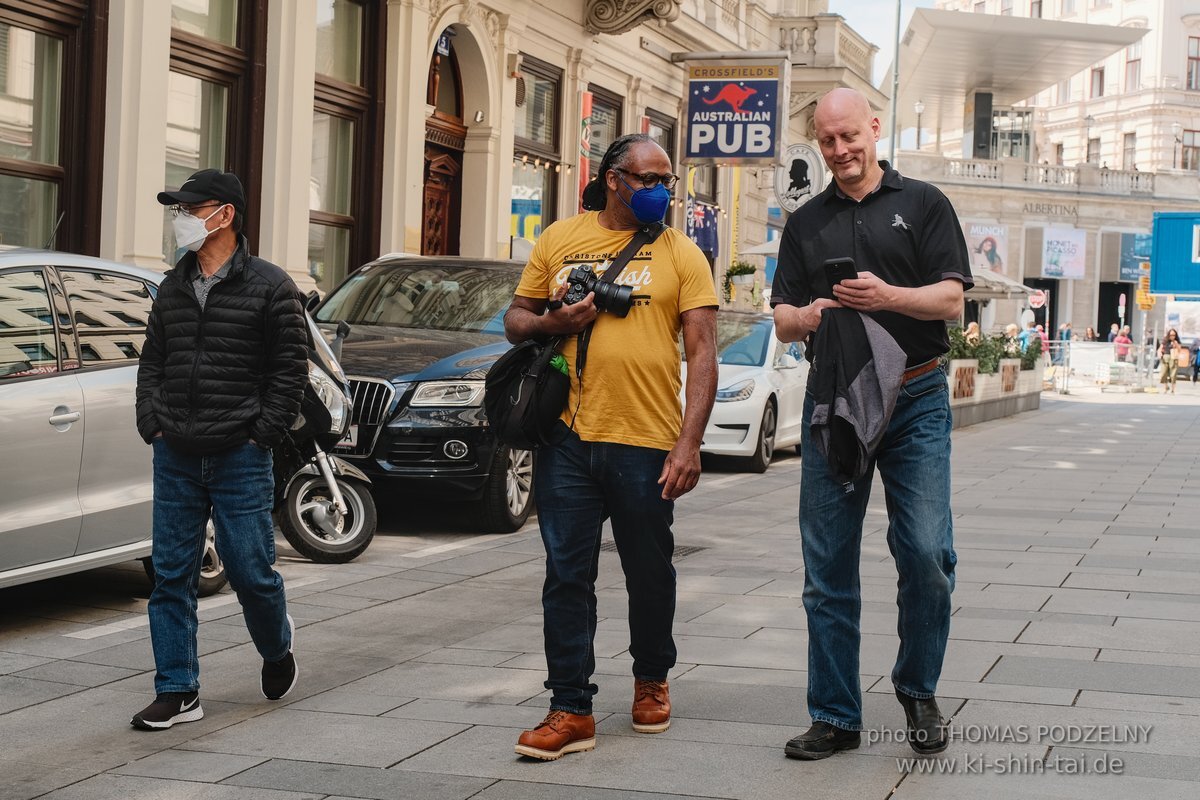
631;678;671;733
514;710;596;760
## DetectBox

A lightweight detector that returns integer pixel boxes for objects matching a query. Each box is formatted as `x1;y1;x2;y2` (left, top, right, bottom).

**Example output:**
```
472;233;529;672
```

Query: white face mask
172;205;226;252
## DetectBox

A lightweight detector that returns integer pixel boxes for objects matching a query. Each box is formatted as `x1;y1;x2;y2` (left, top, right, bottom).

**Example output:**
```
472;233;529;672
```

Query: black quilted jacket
135;238;308;455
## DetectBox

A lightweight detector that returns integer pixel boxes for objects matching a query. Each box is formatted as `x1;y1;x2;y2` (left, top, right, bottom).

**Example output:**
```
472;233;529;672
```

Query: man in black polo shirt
771;88;972;760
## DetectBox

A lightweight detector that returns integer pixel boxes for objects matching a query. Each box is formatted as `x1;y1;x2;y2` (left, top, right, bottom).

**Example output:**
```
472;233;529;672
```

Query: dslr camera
562;265;634;318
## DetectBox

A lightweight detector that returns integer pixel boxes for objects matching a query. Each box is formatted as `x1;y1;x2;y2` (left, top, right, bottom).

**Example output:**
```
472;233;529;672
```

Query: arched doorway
423;30;466;255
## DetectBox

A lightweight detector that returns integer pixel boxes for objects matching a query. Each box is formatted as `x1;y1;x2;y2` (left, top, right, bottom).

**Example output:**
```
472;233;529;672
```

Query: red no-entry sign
1028;289;1047;309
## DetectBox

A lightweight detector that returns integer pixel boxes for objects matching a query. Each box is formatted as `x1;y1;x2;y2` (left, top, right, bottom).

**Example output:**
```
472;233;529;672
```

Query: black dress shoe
895;690;948;754
784;721;861;760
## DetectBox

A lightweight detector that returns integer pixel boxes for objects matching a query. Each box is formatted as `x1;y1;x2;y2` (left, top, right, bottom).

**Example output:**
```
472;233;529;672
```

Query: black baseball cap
157;169;246;214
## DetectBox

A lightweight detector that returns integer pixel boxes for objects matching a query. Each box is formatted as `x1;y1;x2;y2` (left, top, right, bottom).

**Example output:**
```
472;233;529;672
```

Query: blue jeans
533;422;677;715
148;439;291;694
798;368;956;730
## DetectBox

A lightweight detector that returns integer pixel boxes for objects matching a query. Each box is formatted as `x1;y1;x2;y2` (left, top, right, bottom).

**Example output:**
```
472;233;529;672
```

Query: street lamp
1172;121;1183;169
914;100;925;150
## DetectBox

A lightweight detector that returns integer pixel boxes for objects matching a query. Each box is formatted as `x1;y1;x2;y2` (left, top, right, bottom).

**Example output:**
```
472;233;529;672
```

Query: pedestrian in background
771;88;971;761
964;320;981;346
1113;326;1133;363
1107;323;1119;342
132;169;308;730
1083;326;1098;342
1158;328;1185;393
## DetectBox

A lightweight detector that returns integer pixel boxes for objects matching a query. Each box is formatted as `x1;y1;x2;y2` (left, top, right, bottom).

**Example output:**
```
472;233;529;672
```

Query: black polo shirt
770;161;973;366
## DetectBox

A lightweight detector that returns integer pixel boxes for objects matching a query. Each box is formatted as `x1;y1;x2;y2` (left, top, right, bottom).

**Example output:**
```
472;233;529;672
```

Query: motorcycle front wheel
280;475;377;563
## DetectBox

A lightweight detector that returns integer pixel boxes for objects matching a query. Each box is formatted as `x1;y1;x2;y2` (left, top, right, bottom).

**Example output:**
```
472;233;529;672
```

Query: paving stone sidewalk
2;385;1199;800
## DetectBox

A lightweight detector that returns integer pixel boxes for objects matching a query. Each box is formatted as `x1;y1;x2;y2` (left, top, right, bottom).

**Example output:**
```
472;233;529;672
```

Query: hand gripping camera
562;265;634;318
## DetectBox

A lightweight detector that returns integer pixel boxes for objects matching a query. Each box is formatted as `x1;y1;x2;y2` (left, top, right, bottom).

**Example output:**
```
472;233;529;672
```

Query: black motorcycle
273;314;378;563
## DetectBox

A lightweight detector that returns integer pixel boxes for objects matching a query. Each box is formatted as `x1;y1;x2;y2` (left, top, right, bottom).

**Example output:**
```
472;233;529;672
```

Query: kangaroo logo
702;84;758;115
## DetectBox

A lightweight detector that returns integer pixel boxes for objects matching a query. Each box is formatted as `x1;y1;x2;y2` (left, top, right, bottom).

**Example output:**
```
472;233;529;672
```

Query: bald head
814;88;874;127
812;88;882;199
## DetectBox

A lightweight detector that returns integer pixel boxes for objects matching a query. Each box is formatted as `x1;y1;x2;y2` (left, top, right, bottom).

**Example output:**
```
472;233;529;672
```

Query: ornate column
584;0;683;36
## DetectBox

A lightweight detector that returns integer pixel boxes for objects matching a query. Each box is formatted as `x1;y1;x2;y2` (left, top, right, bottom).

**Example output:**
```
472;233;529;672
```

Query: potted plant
723;260;757;303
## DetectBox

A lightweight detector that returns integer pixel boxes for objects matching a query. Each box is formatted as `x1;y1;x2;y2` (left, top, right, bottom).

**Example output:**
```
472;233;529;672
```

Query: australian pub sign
683;58;789;165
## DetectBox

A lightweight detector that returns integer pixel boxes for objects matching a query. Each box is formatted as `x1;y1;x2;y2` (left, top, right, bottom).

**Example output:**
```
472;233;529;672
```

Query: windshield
681;315;773;366
315;262;520;333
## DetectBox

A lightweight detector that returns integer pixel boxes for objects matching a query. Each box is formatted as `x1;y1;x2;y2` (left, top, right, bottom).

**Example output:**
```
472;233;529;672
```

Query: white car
682;311;808;472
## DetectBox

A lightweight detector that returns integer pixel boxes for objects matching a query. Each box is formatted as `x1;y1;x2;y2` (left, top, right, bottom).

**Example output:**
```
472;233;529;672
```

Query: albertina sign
683;58;789;165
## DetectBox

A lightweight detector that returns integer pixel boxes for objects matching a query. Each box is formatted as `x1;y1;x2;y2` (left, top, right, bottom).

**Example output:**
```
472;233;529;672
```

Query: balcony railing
901;152;1189;200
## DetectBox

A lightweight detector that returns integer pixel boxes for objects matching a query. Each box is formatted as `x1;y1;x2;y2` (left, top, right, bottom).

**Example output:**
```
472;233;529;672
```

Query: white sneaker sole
131;705;204;730
514;737;596;761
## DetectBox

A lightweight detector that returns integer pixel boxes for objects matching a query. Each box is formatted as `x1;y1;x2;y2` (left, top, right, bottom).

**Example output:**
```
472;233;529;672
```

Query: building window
0;6;105;255
1001;0;1013;15
1055;143;1064;165
512;55;562;243
1122;132;1136;170
164;0;267;262
1090;0;1110;7
1183;130;1200;171
309;0;384;293
1188;38;1200;91
1056;78;1071;104
1087;137;1100;164
1090;67;1104;98
973;1;986;12
1031;0;1042;17
1061;0;1076;15
1124;41;1141;92
646;109;677;225
587;84;623;178
171;0;239;46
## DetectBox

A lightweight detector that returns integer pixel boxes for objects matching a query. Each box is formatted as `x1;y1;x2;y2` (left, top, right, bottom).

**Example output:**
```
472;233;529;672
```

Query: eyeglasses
614;168;679;191
167;202;221;218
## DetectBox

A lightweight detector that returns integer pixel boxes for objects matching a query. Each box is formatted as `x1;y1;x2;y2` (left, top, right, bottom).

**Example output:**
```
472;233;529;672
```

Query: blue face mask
616;176;671;224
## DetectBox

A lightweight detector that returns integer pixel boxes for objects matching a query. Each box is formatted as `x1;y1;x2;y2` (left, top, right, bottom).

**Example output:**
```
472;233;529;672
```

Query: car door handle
48;410;81;426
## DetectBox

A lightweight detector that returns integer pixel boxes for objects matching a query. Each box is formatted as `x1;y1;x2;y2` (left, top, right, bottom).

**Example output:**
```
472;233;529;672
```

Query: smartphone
823;257;858;290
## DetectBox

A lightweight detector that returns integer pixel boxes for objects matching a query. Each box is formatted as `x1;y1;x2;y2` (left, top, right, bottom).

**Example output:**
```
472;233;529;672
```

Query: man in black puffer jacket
131;169;308;731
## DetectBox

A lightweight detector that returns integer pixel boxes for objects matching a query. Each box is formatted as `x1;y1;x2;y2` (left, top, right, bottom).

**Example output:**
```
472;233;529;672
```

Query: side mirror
775;353;799;370
304;290;321;312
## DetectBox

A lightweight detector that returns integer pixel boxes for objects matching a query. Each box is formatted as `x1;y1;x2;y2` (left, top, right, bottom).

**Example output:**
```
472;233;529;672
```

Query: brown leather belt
903;358;942;382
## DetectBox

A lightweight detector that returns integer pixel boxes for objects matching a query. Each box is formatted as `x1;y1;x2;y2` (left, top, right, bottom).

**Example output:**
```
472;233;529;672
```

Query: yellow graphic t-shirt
515;212;718;451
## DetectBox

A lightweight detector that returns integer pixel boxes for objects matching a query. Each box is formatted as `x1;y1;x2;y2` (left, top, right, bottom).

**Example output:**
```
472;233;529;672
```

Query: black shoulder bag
484;222;664;450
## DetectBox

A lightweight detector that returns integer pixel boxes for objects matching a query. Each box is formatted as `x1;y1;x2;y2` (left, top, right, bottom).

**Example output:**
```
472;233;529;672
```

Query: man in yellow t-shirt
505;134;717;761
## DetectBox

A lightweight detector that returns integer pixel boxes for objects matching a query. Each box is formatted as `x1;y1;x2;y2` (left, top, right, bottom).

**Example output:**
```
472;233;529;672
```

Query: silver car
0;250;225;595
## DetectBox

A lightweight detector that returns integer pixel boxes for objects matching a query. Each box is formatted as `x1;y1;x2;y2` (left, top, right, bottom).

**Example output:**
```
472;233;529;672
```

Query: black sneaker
130;692;203;731
261;614;298;700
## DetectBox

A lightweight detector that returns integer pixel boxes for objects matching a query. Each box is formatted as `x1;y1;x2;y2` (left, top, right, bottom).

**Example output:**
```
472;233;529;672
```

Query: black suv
312;256;532;531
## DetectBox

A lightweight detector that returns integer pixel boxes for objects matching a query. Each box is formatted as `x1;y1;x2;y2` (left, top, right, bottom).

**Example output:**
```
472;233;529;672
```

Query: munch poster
963;222;1009;277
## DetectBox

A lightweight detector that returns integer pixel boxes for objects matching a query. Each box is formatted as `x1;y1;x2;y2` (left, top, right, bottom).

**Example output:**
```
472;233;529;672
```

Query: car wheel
142;519;228;598
479;444;534;532
742;400;776;474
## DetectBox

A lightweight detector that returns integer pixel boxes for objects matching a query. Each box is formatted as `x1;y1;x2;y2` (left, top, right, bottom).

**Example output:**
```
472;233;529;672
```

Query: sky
830;0;938;86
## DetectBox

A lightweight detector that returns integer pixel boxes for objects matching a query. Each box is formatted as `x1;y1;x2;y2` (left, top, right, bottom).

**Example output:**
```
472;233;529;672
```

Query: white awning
739;239;780;256
967;268;1035;301
884;9;1147;131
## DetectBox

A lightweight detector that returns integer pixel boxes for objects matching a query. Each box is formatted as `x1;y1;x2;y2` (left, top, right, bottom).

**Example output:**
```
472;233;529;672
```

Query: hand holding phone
823;257;858;292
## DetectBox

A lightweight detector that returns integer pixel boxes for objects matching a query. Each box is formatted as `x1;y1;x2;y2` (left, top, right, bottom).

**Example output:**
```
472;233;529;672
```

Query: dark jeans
148;439;290;694
798;368;956;730
533;422;677;715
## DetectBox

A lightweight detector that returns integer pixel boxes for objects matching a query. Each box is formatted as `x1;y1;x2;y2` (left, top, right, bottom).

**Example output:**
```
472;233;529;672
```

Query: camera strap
574;221;665;379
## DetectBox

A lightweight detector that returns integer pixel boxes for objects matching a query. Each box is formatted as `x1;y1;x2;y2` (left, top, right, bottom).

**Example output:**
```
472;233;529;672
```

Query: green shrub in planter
1020;336;1042;370
723;260;758;302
